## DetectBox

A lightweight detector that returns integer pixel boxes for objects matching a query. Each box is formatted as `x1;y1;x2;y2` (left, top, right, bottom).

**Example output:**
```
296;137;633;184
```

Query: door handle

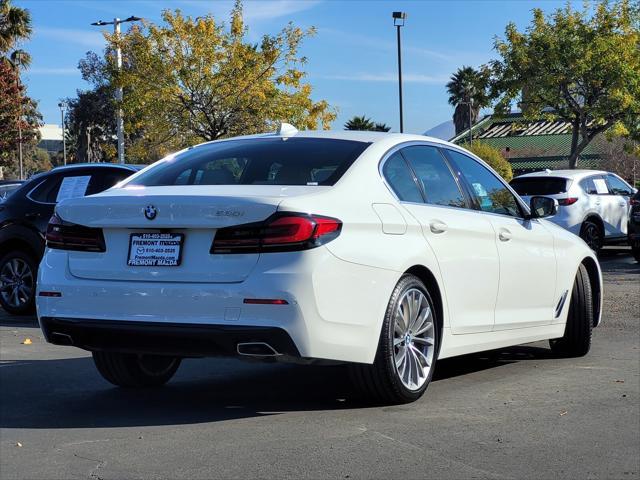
429;221;448;234
498;229;512;242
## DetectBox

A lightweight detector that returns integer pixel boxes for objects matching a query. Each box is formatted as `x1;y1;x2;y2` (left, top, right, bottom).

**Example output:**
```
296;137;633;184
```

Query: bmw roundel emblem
144;205;158;220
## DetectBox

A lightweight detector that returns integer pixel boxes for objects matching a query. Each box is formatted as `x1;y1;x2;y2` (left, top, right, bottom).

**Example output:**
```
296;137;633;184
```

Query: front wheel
632;245;640;263
549;264;593;357
92;351;181;387
350;274;439;404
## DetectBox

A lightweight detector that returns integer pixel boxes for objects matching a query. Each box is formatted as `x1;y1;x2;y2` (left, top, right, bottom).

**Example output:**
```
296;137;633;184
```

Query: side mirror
529;196;558;219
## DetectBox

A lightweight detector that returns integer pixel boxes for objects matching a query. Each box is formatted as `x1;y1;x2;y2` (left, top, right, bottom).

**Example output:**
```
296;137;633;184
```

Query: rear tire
549;264;593;357
632;246;640;263
92;351;181;387
0;250;37;315
349;274;439;404
580;220;603;254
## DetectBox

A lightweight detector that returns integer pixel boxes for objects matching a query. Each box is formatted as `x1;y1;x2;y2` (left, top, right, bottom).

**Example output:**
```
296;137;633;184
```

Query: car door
444;149;557;330
382;145;500;334
604;173;634;237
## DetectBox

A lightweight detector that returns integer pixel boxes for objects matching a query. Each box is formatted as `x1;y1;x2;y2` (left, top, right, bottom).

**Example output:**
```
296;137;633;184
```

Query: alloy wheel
392;288;435;391
0;257;34;309
582;223;601;251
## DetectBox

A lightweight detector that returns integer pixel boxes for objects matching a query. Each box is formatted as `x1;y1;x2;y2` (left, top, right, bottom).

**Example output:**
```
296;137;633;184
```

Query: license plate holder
127;233;184;267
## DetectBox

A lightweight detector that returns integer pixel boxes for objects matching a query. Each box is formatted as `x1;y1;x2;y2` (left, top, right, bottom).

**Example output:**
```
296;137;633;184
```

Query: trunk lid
57;185;327;283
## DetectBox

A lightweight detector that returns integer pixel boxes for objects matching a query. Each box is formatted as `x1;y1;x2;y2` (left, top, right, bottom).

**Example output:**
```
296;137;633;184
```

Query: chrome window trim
25;178;57;205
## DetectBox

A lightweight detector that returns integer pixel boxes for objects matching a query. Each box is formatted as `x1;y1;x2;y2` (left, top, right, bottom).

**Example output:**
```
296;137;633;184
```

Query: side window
401;146;467;208
580;176;598;195
382;152;423;203
29;176;62;203
446;150;522;218
606;174;632;196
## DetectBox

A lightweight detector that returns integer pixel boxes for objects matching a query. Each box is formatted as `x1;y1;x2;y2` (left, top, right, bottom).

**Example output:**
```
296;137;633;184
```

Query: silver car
510;169;636;252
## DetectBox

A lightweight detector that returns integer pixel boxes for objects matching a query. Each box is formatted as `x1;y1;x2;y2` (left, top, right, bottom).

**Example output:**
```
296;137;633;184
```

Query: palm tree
373;122;391;132
446;66;491;135
0;0;32;55
344;115;375;131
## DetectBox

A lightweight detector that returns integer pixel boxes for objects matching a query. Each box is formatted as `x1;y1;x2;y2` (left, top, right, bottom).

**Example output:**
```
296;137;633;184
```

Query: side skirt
438;323;566;359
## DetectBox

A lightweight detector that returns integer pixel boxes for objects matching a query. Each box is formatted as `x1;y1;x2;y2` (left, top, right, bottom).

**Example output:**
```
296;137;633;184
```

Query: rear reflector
558;197;579;206
243;298;289;305
39;291;62;297
212;212;342;254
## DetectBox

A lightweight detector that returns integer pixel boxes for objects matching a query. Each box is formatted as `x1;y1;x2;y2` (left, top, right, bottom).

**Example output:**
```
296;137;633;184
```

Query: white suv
511;170;636;252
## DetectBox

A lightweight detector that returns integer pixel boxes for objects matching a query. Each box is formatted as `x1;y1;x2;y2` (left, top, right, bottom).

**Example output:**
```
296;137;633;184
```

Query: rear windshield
128;138;370;187
510;177;569;196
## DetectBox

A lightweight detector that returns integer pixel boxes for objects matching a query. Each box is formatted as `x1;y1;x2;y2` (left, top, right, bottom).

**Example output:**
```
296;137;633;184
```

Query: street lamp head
392;11;407;26
124;16;143;22
91;20;109;26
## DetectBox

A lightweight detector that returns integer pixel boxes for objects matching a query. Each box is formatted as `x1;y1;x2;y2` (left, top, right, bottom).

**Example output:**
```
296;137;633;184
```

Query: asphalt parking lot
1;248;638;479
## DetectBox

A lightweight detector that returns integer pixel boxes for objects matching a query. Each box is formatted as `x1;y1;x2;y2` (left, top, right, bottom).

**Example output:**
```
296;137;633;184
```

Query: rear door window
510;177;568;196
129;138;370;187
401;145;467;208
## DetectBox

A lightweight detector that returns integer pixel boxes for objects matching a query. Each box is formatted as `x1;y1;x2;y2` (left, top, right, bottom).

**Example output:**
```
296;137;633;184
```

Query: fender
0;222;45;258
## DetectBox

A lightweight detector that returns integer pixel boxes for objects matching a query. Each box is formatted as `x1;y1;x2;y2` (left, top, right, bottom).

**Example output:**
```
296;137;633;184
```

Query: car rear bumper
36;247;399;364
40;316;300;359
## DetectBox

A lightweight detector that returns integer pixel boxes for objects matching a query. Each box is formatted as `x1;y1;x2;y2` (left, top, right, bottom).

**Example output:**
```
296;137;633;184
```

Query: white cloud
319;72;448;84
177;0;321;22
28;67;79;75
36;27;105;48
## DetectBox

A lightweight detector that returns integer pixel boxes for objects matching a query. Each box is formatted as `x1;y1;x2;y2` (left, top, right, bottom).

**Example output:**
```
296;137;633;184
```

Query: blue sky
17;0;574;135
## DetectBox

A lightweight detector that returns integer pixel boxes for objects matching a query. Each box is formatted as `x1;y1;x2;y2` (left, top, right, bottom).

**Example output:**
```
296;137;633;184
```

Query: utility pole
58;101;67;165
392;12;407;133
91;16;142;164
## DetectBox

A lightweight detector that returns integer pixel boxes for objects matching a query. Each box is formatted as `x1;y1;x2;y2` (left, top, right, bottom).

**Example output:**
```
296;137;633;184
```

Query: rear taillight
46;213;106;252
558;197;579;206
211;213;342;254
630;198;640;206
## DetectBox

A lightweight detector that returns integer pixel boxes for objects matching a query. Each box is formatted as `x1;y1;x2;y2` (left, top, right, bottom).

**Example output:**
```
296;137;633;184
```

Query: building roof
449;112;609;160
38;124;63;141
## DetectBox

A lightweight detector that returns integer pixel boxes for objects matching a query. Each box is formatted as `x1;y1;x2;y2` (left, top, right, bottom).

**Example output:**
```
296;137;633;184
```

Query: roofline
51;163;139;171
449;115;493;143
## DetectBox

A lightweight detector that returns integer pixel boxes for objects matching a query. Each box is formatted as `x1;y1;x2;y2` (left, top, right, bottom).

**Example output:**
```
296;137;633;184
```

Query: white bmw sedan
36;127;602;404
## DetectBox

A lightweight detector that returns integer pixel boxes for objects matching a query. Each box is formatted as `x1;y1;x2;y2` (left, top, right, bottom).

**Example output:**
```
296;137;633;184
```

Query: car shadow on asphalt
0;344;555;429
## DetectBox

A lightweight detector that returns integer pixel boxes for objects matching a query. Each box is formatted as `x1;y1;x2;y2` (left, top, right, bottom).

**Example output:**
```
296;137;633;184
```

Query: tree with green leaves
491;0;640;169
96;1;335;162
344;115;391;131
344;115;374;131
446;66;491;135
0;0;31;65
64;86;117;163
462;141;513;181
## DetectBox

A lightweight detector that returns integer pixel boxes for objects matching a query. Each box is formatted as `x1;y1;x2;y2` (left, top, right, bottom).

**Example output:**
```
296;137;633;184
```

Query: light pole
91;16;142;164
57;101;67;165
392;11;407;133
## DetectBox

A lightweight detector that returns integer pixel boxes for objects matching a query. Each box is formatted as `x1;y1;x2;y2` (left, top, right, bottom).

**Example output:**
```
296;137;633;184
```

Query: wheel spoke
393;336;404;347
410;344;431;368
413;307;432;335
413;336;434;346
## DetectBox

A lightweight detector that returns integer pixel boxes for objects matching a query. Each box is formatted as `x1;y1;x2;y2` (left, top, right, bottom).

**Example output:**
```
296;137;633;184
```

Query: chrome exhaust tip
237;342;281;357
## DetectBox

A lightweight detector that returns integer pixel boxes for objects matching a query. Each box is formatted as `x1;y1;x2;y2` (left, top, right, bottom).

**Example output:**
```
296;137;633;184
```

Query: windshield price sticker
128;233;184;267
